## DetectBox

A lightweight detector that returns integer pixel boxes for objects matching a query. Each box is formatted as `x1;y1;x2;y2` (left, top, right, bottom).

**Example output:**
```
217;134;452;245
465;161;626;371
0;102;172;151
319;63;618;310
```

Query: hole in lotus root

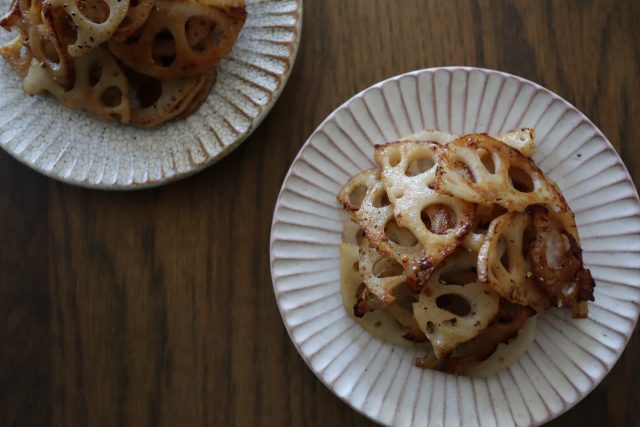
453;160;475;183
101;86;122;107
130;71;162;108
185;16;220;53
544;231;572;269
151;29;176;67
78;0;110;24
425;321;435;334
49;9;78;46
497;301;518;324
373;257;404;278
479;148;496;174
435;294;471;316
348;185;366;210
406;156;435;176
40;35;61;65
372;190;390;208
387;146;402;167
440;268;477;285
89;60;102;86
385;219;418;246
509;166;534;192
421;204;456;234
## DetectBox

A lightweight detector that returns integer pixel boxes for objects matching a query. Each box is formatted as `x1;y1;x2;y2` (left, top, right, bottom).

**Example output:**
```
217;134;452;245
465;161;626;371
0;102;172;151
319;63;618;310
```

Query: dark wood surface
1;1;639;426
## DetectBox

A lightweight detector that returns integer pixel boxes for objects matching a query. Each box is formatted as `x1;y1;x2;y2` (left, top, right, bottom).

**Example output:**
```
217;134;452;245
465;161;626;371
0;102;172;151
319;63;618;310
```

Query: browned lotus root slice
358;237;409;306
0;31;32;77
340;171;429;294
108;0;246;80
413;249;500;359
175;69;217;120
127;69;214;127
417;300;535;375
337;168;397;245
498;128;536;157
340;242;426;347
23;47;131;123
435;133;568;213
110;0;156;42
0;0;20;29
478;211;550;312
374;140;475;281
397;128;535;157
528;205;595;315
48;0;130;57
0;0;75;88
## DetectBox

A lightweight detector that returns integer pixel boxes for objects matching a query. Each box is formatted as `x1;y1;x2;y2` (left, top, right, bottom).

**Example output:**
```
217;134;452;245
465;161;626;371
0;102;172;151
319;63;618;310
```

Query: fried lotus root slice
1;0;75;88
110;0;156;42
337;169;397;244
358;237;409;306
339;168;453;293
0;0;20;28
340;242;426;347
23;47;131;123
417;300;535;375
127;69;214;127
478;212;551;312
498;128;536;157
435;133;568;213
413;249;500;359
528;205;595;315
399;128;535;156
0;31;32;77
48;0;130;56
375;140;475;282
108;0;246;80
175;69;217;120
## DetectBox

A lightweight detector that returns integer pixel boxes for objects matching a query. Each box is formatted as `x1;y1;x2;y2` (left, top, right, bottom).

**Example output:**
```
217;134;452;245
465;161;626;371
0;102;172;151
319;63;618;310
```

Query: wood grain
1;0;638;426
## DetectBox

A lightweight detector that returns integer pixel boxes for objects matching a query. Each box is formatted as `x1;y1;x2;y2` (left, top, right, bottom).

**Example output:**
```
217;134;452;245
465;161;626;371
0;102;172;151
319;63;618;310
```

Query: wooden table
1;1;638;426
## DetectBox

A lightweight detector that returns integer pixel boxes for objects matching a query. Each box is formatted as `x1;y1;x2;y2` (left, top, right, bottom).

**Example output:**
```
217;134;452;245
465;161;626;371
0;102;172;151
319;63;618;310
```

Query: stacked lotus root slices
0;0;246;127
338;129;595;375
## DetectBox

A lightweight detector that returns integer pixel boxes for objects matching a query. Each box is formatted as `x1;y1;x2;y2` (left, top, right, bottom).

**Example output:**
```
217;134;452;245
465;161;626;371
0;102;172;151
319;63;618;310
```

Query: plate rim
0;0;304;191
269;66;640;426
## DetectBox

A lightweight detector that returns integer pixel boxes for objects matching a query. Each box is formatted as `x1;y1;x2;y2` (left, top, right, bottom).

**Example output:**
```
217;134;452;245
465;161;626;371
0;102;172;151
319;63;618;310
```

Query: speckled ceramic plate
270;67;640;427
0;0;301;189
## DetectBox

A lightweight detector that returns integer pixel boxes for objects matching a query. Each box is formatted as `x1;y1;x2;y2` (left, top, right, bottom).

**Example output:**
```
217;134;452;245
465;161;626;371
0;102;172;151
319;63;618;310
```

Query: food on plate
338;129;595;376
0;0;246;127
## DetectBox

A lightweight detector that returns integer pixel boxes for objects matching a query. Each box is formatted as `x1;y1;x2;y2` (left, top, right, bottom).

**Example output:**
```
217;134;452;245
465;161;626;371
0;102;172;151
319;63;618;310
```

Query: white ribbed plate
270;67;640;427
0;0;301;189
